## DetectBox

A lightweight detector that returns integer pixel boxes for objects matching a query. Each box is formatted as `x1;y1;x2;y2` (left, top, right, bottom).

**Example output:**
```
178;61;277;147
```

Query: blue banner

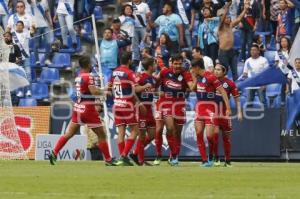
237;66;287;90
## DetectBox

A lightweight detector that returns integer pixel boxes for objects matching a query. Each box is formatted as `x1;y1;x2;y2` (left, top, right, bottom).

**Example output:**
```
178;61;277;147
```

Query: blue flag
286;90;300;129
236;66;287;90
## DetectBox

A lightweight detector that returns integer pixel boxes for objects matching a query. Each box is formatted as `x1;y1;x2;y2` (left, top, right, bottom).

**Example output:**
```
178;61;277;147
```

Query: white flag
289;28;300;68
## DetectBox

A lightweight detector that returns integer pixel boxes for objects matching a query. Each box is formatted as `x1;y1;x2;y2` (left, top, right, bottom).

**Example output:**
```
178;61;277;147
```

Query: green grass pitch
1;161;300;199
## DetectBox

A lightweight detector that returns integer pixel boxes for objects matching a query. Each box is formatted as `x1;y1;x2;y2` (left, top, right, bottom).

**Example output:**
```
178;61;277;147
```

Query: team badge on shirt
223;82;229;89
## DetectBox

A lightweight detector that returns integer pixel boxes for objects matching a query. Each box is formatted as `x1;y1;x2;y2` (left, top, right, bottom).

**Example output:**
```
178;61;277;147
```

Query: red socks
213;133;219;159
166;134;176;157
222;133;231;162
196;133;207;162
53;136;68;156
118;141;125;155
155;131;163;157
121;139;135;156
175;135;181;156
97;141;112;161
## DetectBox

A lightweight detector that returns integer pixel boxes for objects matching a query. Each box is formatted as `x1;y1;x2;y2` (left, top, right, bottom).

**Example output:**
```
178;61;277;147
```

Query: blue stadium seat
82;21;93;42
40;68;60;84
59;36;81;53
94;6;103;20
48;53;71;68
237;62;244;77
18;98;37;107
31;82;49;99
266;83;282;108
233;30;241;50
30;53;46;67
264;51;276;65
267;35;277;51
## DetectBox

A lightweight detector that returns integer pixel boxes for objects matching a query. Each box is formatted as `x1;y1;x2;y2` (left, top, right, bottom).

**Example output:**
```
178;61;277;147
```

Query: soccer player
49;56;116;166
109;52;148;166
213;63;243;167
130;57;157;166
190;59;231;167
156;54;196;166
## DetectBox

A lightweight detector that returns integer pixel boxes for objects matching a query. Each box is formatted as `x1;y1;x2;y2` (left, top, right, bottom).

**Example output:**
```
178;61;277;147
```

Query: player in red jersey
109;52;148;166
190;59;231;167
213;64;243;167
156;54;196;166
49;56;117;166
130;57;158;166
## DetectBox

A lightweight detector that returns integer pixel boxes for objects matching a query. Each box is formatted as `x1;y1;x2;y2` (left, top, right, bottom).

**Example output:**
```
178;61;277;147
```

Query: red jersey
109;65;138;108
159;67;193;99
74;70;98;104
216;77;239;99
137;72;157;103
196;71;222;101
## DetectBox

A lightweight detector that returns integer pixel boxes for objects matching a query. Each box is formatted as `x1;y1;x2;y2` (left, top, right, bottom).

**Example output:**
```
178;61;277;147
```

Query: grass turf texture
1;161;300;199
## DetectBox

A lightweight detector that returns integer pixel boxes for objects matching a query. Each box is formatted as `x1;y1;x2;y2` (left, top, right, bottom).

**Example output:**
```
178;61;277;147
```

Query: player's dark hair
78;56;91;69
142;57;155;70
191;59;205;69
215;63;227;74
16;21;24;26
120;51;132;65
171;54;183;63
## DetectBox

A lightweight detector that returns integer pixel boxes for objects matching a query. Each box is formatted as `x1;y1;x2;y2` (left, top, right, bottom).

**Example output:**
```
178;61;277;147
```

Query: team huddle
49;51;242;167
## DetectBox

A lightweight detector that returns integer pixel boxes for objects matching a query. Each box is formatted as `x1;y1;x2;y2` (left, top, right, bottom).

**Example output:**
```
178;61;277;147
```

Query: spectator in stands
287;58;300;93
6;1;35;33
129;0;151;69
181;49;192;71
190;0;224;29
111;18;128;40
175;0;191;49
275;36;291;105
13;20;32;97
218;1;249;81
3;31;22;64
292;0;300;41
152;2;184;55
197;7;219;63
137;46;152;73
0;0;9;29
155;33;171;69
276;0;294;41
99;28;131;84
270;0;281;36
238;0;260;62
252;34;265;56
119;4;135;39
31;0;53;66
54;0;77;49
192;47;214;71
242;44;269;107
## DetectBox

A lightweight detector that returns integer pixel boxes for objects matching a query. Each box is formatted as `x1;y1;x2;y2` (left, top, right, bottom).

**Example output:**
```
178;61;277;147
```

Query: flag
0;62;29;91
236;66;287;90
286;89;300;130
289;27;300;67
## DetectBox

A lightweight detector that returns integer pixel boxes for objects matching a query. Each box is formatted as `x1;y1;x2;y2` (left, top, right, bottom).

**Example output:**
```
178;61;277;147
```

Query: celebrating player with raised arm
156;54;196;166
212;63;243;167
49;56;117;166
190;59;231;167
109;52;147;166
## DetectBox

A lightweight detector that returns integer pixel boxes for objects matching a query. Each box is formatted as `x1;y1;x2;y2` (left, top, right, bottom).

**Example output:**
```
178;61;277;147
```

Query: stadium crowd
1;0;300;166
